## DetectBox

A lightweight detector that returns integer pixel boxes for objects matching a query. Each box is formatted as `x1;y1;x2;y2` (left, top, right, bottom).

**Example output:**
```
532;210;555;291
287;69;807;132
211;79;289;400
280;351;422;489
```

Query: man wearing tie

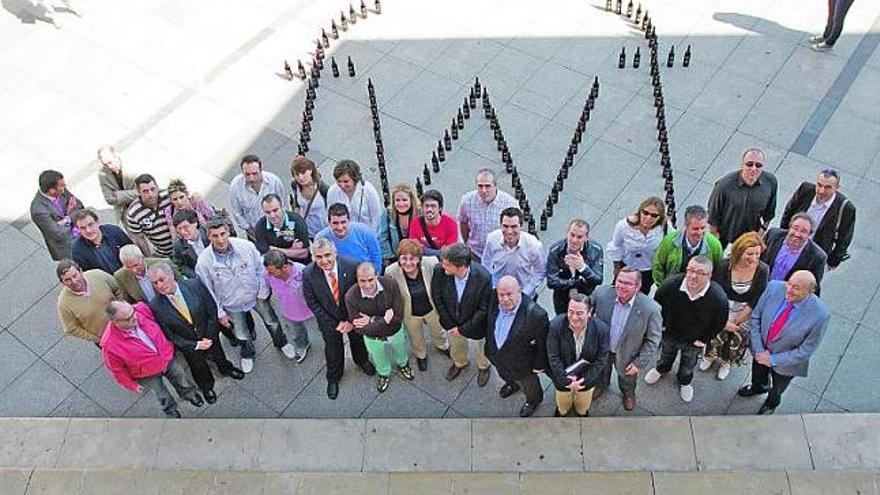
737;270;830;414
148;262;244;404
302;237;375;399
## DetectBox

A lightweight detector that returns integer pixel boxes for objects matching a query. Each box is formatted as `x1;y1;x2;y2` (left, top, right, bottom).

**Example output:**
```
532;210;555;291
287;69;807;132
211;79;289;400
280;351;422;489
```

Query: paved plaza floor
0;0;879;419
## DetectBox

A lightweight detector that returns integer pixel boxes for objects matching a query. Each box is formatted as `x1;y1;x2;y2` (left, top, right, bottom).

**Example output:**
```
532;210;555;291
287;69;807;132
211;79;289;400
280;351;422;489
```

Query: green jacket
652;231;723;286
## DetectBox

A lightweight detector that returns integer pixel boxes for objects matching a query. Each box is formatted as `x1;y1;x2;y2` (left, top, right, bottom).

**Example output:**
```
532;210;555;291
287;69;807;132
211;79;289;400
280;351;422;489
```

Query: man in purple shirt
762;213;827;292
263;250;312;362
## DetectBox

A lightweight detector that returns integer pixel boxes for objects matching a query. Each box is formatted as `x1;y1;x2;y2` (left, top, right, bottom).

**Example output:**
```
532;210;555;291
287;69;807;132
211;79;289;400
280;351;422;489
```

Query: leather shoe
359;361;377;376
165;409;181;418
592;387;605;401
227;367;245;380
417;357;428;372
737;384;770;397
446;363;466;381
437;347;451;358
476;368;490;387
327;382;339;400
622;395;636;411
757;401;777;415
188;394;204;407
519;402;538;417
499;382;520;398
204;390;217;404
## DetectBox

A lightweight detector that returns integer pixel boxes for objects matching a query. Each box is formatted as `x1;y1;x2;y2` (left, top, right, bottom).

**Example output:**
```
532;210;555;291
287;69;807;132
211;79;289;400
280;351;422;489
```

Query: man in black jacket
545;219;604;314
430;243;493;385
147;262;244;404
485;276;550;417
646;256;729;403
302;237;375;399
780;169;855;269
763;213;827;290
546;293;609;417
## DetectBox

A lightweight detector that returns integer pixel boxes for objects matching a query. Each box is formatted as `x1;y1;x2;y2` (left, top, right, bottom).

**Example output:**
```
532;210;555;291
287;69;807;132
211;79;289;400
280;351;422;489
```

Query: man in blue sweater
317;203;382;273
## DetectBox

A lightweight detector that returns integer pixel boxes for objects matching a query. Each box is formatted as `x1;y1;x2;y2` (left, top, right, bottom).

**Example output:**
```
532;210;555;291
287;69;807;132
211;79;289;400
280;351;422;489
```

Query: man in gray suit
592;268;662;411
738;270;830;414
30;169;84;260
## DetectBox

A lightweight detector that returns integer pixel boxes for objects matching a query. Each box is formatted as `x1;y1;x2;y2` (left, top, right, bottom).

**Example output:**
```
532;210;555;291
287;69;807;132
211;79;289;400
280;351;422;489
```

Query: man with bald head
708;148;778;248
485;275;550;417
738;270;830;414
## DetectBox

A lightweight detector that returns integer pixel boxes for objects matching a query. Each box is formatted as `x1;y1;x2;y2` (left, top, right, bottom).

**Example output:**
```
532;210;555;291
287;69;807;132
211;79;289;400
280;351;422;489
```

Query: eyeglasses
743;161;764;168
686;268;711;276
640;209;660;219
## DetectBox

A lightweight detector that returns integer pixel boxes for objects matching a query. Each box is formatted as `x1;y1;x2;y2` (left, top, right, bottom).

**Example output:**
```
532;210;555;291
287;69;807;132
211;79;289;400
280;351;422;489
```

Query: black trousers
655;335;701;386
180;340;235;393
510;373;543;405
750;360;794;409
639;269;654;295
822;0;856;45
321;325;369;383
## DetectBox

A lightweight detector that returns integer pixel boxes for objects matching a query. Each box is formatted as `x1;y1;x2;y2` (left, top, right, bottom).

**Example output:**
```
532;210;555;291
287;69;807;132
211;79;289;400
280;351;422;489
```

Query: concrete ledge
0;415;879;473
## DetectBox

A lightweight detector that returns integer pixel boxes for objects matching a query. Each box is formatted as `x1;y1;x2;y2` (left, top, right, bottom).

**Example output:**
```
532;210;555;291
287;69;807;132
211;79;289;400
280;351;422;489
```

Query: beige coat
384;256;439;320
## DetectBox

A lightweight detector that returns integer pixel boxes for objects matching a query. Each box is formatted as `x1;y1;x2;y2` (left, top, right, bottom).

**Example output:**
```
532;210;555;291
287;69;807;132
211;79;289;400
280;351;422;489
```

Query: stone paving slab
691;415;814;471
582;417;696;471
804;414;880;470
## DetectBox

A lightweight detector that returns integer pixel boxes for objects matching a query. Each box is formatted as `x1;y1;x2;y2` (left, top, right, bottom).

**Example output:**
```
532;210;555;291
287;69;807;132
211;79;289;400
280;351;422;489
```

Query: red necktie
766;302;794;344
328;271;340;303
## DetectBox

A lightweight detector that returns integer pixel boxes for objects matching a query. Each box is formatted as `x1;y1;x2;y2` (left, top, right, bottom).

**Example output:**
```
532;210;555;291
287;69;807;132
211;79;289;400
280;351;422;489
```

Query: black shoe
204;390;217;404
227;367;245;380
417;357;428;371
359;361;376;376
187;394;204;407
327;382;339;400
499;382;520;398
737;384;770;397
437;347;451;358
519;402;538;417
758;401;777;415
377;375;390;393
553;408;562;417
578;410;590;418
399;363;415;381
165;409;181;418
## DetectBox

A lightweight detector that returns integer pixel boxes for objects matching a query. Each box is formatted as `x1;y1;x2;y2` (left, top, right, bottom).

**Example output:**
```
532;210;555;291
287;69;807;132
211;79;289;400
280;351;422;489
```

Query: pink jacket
100;303;175;391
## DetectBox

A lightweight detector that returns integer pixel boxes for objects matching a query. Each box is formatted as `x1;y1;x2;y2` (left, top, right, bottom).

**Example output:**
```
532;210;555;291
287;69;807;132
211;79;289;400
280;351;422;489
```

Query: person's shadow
1;0;77;26
713;12;807;40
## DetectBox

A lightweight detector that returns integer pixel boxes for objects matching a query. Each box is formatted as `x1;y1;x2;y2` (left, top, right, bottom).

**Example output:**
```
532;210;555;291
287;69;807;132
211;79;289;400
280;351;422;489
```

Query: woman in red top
408;190;459;257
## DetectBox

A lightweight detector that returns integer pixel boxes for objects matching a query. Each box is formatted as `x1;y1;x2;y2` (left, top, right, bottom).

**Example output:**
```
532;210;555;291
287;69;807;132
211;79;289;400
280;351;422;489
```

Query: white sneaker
699;357;713;372
644;368;662;385
717;363;731;381
808;35;825;44
240;358;254;373
281;343;297;360
295;343;310;363
680;384;694;402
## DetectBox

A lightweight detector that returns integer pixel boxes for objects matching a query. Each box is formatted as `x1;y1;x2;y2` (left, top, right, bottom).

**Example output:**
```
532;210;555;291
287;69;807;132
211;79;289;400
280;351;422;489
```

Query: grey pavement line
790;13;880;156
800;414;816;470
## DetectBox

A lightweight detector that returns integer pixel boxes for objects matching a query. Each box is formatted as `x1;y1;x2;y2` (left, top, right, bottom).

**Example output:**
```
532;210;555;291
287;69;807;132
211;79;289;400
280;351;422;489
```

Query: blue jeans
227;299;286;359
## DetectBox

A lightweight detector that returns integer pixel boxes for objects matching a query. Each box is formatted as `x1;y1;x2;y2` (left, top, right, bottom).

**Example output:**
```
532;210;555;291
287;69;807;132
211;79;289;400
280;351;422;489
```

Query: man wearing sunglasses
780;168;855;270
708;149;778;248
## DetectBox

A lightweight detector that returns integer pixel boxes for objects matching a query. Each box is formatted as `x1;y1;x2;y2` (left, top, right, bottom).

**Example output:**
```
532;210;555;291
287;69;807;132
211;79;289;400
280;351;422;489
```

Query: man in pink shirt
409;190;458;257
264;250;313;362
100;300;203;418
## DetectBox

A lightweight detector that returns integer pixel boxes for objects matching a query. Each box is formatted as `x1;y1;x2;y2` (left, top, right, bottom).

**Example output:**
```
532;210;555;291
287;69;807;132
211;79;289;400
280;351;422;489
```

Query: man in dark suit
763;213;826;291
30;169;84;260
302;237;375;399
148;262;244;404
430;243;493;385
484;276;550;417
738;271;830;414
545;219;604;315
780;169;855;269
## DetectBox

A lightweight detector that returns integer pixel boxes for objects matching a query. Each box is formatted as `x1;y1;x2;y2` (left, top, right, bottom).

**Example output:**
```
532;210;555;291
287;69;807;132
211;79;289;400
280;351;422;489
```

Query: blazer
780;182;855;267
148;278;218;352
762;228;826;290
302;255;359;332
98;166;139;223
384;256;439;321
592;285;662;373
546;315;610;391
29;189;84;260
172;227;210;278
545;239;604;314
114;258;181;303
749;280;830;377
484;294;550;382
430;262;492;340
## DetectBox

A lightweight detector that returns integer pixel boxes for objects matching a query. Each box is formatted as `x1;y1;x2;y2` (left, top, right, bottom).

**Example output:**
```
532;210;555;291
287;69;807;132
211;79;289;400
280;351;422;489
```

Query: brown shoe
622;395;636;411
476;368;490;387
445;363;466;382
592;387;605;401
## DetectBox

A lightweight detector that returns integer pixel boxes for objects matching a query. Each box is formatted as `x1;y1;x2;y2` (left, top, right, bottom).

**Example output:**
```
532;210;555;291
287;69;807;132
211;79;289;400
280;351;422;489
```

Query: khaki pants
448;333;490;370
403;310;448;359
555;387;594;416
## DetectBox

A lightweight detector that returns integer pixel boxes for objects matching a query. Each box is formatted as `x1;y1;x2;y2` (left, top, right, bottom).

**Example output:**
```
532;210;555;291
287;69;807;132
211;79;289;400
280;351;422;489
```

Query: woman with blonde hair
606;196;666;294
378;183;420;266
289;155;329;238
701;231;769;380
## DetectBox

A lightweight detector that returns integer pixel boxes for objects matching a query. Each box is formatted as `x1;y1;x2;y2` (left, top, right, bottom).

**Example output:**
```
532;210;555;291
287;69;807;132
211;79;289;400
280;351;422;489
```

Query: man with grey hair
708;148;778;248
114;244;181;303
96;145;138;230
646;256;729;402
456;168;518;261
652;205;723;286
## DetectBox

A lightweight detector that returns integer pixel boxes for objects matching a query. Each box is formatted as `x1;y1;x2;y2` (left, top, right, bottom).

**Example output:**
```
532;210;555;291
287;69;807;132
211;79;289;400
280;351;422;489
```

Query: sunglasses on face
640;209;660;219
744;161;764;169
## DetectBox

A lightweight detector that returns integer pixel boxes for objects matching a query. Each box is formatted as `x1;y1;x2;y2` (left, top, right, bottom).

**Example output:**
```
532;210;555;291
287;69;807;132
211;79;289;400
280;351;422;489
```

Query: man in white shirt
325;159;384;231
228;154;289;240
481;207;547;299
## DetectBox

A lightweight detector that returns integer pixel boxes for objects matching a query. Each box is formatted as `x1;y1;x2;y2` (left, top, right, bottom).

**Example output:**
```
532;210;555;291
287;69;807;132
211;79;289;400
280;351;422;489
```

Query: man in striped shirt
125;174;173;257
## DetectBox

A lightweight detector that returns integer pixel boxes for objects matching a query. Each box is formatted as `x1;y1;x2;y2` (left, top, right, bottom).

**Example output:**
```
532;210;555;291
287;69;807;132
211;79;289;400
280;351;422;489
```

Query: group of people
33;144;855;418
